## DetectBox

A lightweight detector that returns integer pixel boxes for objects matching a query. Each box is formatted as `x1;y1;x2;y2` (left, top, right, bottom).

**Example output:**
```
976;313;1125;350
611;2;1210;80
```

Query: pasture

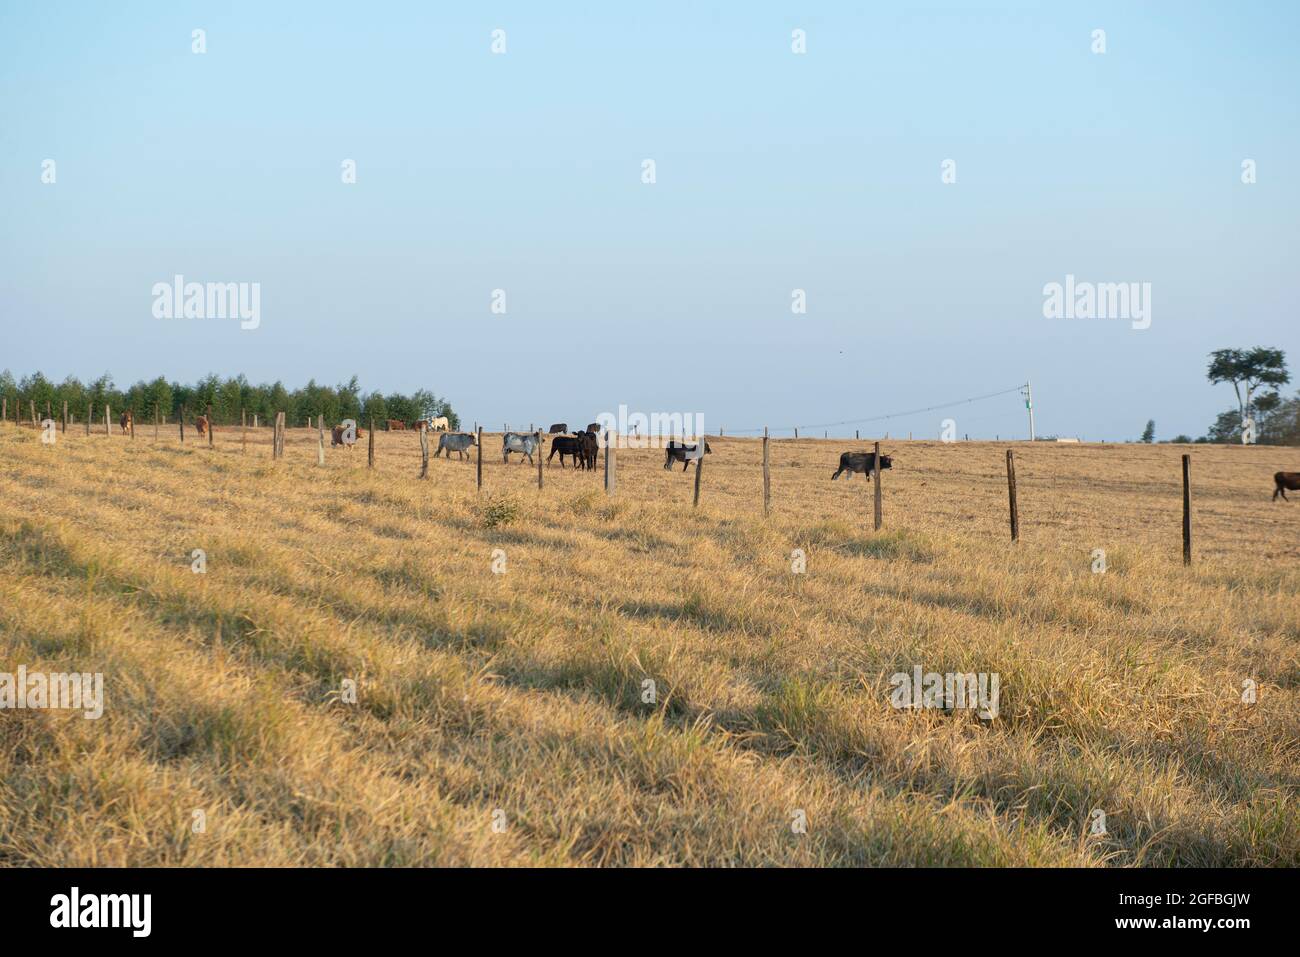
1;424;1297;866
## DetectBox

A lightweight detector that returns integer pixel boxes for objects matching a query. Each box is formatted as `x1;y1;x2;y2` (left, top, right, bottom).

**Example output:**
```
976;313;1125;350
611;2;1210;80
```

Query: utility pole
1023;379;1036;441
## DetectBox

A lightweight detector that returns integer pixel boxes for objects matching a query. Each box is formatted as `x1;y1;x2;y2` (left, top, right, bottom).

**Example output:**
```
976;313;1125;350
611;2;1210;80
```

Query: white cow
429;416;450;431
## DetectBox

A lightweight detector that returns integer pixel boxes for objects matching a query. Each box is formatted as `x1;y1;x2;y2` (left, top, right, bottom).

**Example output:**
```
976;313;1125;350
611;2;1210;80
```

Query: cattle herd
99;409;1300;499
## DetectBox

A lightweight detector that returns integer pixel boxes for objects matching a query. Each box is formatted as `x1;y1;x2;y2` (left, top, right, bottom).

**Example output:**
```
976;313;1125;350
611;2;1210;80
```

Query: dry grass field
1;422;1297;866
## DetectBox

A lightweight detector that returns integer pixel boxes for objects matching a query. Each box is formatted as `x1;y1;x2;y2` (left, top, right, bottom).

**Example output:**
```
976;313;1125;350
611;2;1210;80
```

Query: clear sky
2;1;1296;439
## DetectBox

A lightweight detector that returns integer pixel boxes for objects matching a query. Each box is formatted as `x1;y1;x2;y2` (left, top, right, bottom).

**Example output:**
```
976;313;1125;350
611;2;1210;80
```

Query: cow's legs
831;467;843;480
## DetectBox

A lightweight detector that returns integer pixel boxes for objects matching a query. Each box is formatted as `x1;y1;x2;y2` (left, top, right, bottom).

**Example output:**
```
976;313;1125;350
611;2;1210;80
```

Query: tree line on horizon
0;371;460;431
1141;346;1297;445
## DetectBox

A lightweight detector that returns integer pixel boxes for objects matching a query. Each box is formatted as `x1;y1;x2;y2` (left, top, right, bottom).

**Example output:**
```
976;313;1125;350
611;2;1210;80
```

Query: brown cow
119;410;133;434
1274;472;1300;502
196;415;209;437
386;419;406;431
331;425;356;449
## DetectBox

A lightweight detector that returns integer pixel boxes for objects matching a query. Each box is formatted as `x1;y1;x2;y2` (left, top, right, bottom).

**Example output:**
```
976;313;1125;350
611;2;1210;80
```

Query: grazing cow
578;430;599;470
831;450;893;481
196;415;209;437
548;434;583;468
586;422;601;435
386;419;406;431
1274;472;1300;502
664;439;712;472
435;432;476;460
119;410;133;434
429;416;450;432
502;431;539;464
548;423;568;435
331;424;356;449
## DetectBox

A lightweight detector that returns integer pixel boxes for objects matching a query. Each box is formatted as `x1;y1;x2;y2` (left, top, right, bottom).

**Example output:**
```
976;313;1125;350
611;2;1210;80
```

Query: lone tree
1140;420;1155;443
1207;348;1289;442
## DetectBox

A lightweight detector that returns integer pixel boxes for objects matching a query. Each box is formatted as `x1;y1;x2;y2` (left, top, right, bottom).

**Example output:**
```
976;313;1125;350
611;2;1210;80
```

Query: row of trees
1202;347;1294;444
1140;347;1296;444
0;371;459;430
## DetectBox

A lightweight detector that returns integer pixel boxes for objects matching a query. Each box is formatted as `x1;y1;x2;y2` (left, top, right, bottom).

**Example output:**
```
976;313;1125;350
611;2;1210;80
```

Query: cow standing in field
578;430;599;470
119;410;133;434
548;423;567;434
1274;472;1300;501
831;450;892;481
331;424;356;449
664;439;711;471
435;432;476;460
502;432;539;464
386;419;406;431
196;415;209;437
429;416;449;432
585;422;601;435
547;434;583;468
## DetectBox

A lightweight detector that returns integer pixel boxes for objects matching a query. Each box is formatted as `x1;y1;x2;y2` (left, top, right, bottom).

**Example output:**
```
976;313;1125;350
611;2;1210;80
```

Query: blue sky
2;1;1296;439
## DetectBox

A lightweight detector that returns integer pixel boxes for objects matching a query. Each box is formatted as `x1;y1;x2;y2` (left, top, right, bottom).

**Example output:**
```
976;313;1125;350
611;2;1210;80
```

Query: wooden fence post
85;402;91;436
1006;449;1019;542
855;429;859;440
180;405;186;443
794;427;799;439
318;417;326;466
535;430;543;489
62;400;68;433
154;405;160;441
129;409;135;440
241;409;246;452
762;427;771;516
105;404;111;436
273;412;285;459
30;400;37;429
873;441;883;530
368;419;375;468
419;426;429;478
208;405;215;448
604;431;616;495
476;427;483;489
1;398;5;425
1182;454;1192;566
693;442;704;507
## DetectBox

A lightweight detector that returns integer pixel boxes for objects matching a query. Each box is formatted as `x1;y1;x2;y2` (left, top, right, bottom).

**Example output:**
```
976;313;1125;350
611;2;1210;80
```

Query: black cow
548;423;568;434
831;450;893;481
585;422;602;435
664;439;712;472
578;430;599;470
548;434;583;468
1274;471;1300;501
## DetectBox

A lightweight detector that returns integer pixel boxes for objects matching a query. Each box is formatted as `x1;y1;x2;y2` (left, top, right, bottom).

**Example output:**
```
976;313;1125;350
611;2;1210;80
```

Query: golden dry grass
1;423;1297;866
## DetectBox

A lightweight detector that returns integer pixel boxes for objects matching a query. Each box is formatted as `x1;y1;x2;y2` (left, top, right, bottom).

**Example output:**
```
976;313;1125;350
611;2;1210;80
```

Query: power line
722;383;1029;435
